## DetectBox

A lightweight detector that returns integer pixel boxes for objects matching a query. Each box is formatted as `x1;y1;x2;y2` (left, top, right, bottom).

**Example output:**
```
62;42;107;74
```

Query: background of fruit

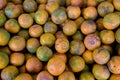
0;0;120;80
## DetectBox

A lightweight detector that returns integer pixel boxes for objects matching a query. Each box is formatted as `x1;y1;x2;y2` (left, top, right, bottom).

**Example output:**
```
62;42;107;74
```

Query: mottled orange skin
26;57;43;73
81;20;96;35
15;73;33;80
0;0;7;9
107;56;120;74
110;74;120;80
36;71;54;80
10;52;25;66
47;57;66;76
58;71;75;80
96;18;105;31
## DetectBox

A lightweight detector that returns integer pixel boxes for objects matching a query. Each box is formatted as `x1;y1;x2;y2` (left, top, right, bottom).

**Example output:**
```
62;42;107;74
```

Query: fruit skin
36;71;54;80
34;10;48;25
52;8;67;24
103;13;120;30
0;11;7;27
5;3;21;18
97;1;114;17
115;28;120;44
26;57;43;73
70;40;85;55
8;36;26;51
44;21;57;34
10;52;25;66
18;13;33;29
100;30;115;44
84;33;101;50
113;0;120;11
92;64;110;80
67;6;81;19
46;1;60;14
55;38;69;53
5;19;20;33
36;46;53;61
15;73;33;80
83;6;98;20
79;71;95;80
26;38;40;54
107;56;120;74
110;74;120;80
47;57;65;76
63;20;77;36
58;71;75;80
81;20;96;35
1;65;19;80
0;0;7;9
92;47;110;64
40;33;55;47
18;29;29;40
0;52;9;69
23;0;37;12
69;56;85;72
0;28;10;46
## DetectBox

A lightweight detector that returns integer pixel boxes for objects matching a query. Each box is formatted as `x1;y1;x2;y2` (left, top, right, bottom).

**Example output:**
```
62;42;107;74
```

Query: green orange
0;11;7;27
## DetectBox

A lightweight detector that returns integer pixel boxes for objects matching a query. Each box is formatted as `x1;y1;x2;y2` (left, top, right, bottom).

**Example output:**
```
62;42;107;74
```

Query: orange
110;74;120;80
0;0;7;9
15;73;33;80
47;57;66;76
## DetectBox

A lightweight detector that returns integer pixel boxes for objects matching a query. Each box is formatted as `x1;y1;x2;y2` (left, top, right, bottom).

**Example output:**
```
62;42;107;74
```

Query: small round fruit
79;71;95;80
0;11;6;27
10;52;25;66
84;33;101;50
5;19;20;33
36;0;47;4
72;30;83;41
103;13;120;30
0;0;7;9
38;4;46;10
107;56;120;74
55;31;67;39
0;28;10;46
69;56;85;72
83;6;97;20
115;28;120;44
110;74;120;80
67;6;81;19
11;0;22;4
36;71;54;80
70;40;85;55
81;20;96;35
63;20;77;36
74;17;85;29
82;50;94;64
8;36;26;51
97;1;114;17
93;47;110;64
26;38;40;54
1;65;19;80
18;14;33;29
46;1;59;14
15;73;33;80
92;64;110;80
96;18;105;31
87;0;97;7
18;29;29;40
58;71;75;80
100;30;115;44
34;10;48;25
113;0;120;11
44;21;57;34
0;52;9;69
71;0;83;6
26;57;43;73
29;24;43;37
23;0;37;12
0;46;11;55
53;53;67;63
40;33;55;47
47;57;66;76
5;3;21;18
55;38;69;53
52;8;67;24
36;46;53;61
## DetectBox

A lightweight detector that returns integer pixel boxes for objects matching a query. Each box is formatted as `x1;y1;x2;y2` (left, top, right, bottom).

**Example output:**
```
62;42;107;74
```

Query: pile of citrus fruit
0;0;120;80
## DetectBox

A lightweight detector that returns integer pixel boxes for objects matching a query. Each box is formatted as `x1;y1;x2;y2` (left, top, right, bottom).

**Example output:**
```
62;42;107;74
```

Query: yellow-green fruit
0;11;7;27
40;33;55;47
115;28;120;44
113;0;120;11
0;52;9;69
0;28;10;46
